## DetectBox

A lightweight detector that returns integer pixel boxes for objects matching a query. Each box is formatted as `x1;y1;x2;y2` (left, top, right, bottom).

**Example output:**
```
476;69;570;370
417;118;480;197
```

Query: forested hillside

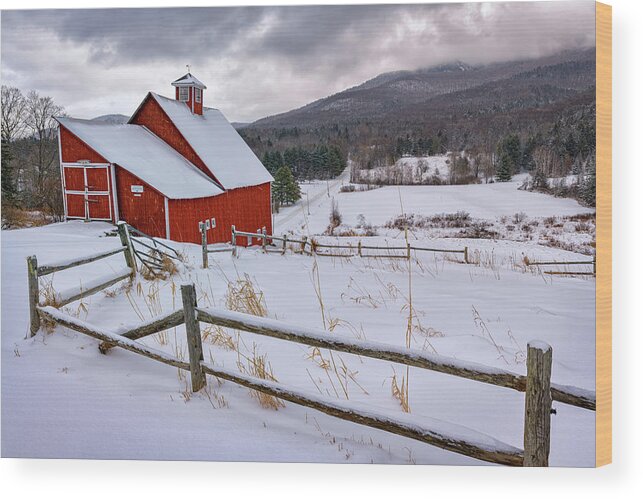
240;48;596;205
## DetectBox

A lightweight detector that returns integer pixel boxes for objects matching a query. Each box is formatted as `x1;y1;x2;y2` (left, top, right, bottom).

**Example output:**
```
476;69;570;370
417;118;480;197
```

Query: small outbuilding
57;73;273;244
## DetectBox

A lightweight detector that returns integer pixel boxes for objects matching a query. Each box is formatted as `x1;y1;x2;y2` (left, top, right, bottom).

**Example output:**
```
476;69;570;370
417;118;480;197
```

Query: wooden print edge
595;1;612;467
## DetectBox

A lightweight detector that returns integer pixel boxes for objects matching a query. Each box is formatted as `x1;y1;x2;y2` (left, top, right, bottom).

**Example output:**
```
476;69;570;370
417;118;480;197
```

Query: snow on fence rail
201;225;469;268
34;284;595;466
195;307;595;411
26;222;136;336
526;255;596;276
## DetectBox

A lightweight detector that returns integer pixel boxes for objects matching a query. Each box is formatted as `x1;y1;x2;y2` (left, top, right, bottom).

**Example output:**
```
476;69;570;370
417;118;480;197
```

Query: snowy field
1;175;596;465
276;172;595;254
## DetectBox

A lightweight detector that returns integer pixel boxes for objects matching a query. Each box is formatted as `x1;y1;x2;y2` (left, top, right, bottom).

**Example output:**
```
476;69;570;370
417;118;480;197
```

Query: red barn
56;73;273;245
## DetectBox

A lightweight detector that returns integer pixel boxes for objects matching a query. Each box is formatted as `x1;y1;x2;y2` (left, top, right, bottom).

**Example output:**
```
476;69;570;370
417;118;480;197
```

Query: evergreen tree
328;146;345;176
272;166;301;206
262;152;274;173
1;140;18;203
283;169;302;204
579;158;596;207
495;152;513;182
564;132;578;158
497;134;522;174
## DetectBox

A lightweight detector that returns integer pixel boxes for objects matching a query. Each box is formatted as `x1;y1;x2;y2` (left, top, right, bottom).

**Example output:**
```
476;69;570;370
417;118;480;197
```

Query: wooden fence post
262;227;267;252
201;225;208;269
358;240;362;257
231;225;237;258
464;246;469;264
27;255;40;336
406;242;411;260
301;235;308;254
181;284;206;392
523;341;552;466
282;234;288;255
117;222;136;272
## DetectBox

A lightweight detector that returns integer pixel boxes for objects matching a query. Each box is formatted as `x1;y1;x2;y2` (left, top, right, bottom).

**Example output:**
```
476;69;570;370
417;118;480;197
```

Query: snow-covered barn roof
171;73;207;89
56;117;223;200
149;93;274;190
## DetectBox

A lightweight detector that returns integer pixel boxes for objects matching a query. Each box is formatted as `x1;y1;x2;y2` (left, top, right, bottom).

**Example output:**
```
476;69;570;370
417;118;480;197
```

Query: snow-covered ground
275;172;594;240
353;155;452;185
1;175;596;465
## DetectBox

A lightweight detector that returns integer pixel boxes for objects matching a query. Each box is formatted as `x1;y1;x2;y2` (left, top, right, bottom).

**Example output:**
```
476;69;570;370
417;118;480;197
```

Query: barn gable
150;93;274;190
59;125;109;164
128;93;222;186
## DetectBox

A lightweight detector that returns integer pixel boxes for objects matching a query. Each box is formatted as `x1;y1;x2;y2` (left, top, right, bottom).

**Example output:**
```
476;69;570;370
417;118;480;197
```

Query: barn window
178;87;189;102
195;88;202;103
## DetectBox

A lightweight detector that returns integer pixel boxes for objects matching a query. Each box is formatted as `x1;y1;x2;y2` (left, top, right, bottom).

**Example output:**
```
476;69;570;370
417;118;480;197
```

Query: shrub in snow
385;211;471;230
355;214;377;236
326;199;343;235
457;222;499;240
512;212;527;224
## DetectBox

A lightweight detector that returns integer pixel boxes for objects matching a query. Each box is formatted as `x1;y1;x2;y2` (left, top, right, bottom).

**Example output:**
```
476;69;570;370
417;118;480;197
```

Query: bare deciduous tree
21;91;65;218
533;146;564;178
1;85;27;142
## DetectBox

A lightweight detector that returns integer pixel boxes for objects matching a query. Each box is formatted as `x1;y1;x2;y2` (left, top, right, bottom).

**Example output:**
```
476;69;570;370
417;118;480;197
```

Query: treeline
394;132;448;158
1;85;64;228
244;110;596;206
261;144;345;180
495;108;595;179
494;106;596;206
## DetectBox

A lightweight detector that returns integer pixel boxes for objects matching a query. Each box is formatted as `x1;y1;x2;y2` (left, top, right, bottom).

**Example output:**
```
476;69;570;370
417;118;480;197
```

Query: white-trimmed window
195;88;202;103
178;87;189;102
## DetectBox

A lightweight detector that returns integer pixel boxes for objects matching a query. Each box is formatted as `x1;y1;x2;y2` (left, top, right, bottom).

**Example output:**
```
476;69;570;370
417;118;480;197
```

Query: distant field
276;174;595;235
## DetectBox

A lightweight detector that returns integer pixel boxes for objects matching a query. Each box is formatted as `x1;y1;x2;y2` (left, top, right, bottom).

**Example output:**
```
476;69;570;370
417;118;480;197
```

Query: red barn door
63;164;113;221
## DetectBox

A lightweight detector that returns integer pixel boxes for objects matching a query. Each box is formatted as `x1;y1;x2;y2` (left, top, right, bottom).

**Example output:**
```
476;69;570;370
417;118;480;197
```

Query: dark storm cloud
1;2;596;122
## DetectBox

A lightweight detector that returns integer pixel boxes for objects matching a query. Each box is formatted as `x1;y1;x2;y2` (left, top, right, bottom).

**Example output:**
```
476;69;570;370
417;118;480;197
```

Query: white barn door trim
62;163;113;222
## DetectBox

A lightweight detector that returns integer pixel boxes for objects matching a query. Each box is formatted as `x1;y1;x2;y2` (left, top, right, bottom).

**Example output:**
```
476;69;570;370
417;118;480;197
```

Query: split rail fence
27;222;137;336
202;226;596;281
32;280;595;466
200;225;469;268
526;255;596;276
26;222;189;334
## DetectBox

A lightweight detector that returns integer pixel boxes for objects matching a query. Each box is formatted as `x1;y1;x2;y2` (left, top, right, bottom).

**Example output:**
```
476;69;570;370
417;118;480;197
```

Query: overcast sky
1;1;595;123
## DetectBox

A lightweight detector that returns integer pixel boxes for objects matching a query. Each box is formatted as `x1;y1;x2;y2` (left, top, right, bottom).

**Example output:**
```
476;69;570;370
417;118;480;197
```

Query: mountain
91;114;129;125
250;49;595;130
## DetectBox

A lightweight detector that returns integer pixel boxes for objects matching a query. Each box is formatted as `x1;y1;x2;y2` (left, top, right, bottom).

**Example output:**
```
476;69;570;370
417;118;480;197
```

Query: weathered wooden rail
526;255;596;276
126;223;181;276
195;307;595;410
26;222;136;336
199;225;234;268
34;283;595;466
209;225;469;268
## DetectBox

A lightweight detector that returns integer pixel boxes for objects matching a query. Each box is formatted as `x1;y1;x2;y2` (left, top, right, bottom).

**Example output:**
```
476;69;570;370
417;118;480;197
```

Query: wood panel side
596;1;612;467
